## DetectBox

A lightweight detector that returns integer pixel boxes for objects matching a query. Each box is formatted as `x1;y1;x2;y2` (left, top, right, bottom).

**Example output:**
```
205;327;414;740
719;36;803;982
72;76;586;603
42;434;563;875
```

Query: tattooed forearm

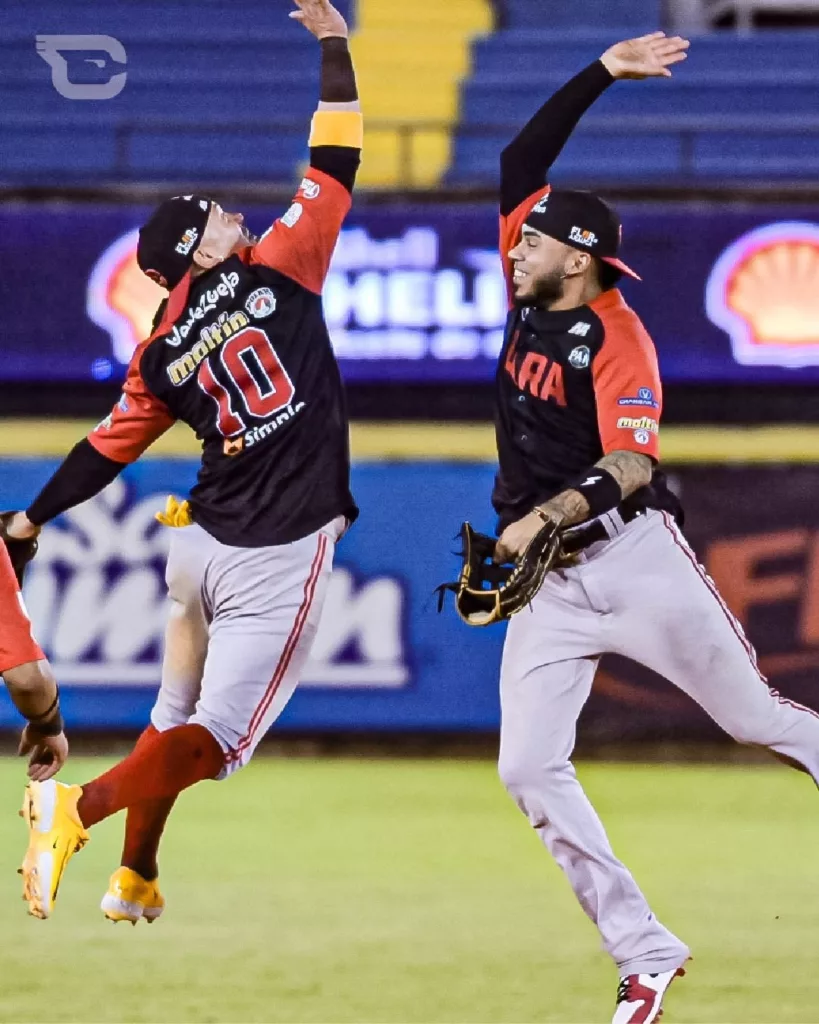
535;450;653;527
596;450;653;496
536;488;591;527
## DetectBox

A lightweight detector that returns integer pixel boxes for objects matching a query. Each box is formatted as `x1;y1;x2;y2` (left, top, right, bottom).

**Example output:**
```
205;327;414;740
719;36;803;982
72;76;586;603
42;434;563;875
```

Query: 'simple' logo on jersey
568;345;590;369
245;288;277;320
86;229;167;365
705;221;819;368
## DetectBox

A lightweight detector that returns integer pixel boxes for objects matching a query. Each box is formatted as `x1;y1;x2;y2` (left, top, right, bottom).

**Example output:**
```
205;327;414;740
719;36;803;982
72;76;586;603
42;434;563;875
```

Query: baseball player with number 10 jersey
481;33;819;1024
11;0;359;923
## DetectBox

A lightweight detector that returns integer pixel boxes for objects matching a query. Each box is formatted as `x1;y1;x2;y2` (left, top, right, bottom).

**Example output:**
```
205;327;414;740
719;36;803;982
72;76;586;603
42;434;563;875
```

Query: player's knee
720;693;786;747
498;750;568;812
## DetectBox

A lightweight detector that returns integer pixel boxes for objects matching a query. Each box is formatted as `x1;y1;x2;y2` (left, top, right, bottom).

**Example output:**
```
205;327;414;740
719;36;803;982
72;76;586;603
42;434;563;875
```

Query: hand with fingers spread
600;31;690;81
289;0;348;40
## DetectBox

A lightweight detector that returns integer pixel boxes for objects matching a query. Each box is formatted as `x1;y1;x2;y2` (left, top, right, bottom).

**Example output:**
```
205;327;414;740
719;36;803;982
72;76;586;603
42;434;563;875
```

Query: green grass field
1;756;818;1024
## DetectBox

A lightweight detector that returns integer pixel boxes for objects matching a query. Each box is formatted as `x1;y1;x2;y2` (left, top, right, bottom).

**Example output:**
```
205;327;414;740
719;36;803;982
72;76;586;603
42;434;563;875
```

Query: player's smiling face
192;203;258;270
509;226;590;307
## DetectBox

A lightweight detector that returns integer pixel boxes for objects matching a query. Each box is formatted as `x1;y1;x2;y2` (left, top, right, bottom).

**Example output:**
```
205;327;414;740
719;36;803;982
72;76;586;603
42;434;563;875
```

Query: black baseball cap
524;189;641;281
137;195;213;289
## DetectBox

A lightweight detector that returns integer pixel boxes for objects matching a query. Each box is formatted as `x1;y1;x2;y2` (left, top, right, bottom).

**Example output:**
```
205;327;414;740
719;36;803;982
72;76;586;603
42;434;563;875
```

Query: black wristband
26;710;64;738
26;689;64;736
566;467;622;518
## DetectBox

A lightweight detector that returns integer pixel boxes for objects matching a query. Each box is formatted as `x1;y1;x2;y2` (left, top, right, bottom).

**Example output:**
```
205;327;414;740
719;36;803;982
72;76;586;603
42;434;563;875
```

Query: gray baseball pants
152;516;344;776
498;508;819;975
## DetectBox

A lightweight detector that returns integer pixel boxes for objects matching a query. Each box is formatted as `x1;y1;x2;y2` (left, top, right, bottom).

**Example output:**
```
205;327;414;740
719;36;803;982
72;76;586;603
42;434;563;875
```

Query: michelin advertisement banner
1;203;819;385
2;458;819;737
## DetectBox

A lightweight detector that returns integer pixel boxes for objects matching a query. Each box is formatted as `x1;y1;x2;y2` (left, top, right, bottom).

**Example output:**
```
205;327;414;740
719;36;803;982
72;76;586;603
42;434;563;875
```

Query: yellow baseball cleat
19;780;89;919
101;866;165;925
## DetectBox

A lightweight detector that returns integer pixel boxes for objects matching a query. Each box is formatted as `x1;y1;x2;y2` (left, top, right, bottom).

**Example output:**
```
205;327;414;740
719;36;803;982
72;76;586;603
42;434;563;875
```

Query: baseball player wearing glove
441;32;819;1024
0;515;68;781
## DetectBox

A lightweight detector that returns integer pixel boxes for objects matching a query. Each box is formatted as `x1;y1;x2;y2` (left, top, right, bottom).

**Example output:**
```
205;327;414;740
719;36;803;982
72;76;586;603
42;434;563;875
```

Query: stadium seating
0;0;352;185
2;0;819;187
350;0;493;187
448;22;819;185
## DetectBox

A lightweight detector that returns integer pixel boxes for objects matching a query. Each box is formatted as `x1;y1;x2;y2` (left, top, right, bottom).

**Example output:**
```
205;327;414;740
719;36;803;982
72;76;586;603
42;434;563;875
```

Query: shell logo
86;229;166;365
705;221;819;368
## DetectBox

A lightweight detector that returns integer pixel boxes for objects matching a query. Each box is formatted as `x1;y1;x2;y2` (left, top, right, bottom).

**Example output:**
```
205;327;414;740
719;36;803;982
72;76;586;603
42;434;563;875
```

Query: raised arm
250;0;362;293
499;33;690;216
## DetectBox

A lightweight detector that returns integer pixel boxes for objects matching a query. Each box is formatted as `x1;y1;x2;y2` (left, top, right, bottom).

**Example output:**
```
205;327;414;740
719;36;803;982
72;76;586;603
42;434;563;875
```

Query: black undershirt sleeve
308;37;360;194
26;439;127;526
499;60;614;216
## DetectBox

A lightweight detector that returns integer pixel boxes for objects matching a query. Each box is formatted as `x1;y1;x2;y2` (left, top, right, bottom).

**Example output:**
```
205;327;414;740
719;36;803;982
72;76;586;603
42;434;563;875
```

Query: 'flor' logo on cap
175;227;199;256
706;221;819;367
569;226;598;248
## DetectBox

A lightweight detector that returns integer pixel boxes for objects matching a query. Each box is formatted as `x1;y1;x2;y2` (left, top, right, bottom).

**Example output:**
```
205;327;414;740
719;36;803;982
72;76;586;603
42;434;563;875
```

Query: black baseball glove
438;519;562;626
0;512;39;586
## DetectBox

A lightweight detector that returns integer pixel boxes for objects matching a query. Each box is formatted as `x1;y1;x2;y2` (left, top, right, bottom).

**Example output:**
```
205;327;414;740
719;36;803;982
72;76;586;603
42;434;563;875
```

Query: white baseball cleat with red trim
612;967;685;1023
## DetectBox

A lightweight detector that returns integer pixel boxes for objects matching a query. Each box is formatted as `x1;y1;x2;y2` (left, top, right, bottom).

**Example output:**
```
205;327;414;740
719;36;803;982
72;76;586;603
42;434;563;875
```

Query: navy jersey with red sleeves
88;169;357;547
492;188;682;532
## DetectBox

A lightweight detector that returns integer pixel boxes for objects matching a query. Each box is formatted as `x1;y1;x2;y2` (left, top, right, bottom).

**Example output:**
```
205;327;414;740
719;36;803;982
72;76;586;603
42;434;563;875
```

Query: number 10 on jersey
198;327;295;436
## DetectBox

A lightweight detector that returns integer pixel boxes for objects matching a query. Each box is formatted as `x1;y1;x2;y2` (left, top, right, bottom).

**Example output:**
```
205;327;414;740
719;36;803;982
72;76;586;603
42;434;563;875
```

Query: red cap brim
601;256;641;282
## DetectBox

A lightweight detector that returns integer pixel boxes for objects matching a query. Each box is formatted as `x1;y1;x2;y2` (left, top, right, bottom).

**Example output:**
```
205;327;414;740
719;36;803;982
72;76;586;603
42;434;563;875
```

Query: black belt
560;504;644;556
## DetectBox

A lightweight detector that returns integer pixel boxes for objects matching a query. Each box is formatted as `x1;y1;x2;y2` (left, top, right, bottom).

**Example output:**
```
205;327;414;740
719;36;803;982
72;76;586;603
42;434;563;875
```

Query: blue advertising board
0;458;506;732
1;202;819;385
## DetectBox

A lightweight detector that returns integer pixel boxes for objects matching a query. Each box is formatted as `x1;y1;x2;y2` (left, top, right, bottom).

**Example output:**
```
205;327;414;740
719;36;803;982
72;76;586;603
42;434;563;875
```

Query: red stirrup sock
77;723;224;828
119;725;177;881
121;795;178;882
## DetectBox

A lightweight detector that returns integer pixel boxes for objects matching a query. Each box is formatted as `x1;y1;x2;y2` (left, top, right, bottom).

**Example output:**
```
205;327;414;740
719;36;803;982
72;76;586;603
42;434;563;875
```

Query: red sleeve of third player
249;168;352;295
87;344;175;464
498;185;551;308
0;543;44;672
591;303;663;461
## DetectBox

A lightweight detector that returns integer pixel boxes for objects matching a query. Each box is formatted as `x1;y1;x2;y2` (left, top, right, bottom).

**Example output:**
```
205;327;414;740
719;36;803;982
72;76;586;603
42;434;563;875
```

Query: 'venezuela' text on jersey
87;171;357;548
492;186;682;531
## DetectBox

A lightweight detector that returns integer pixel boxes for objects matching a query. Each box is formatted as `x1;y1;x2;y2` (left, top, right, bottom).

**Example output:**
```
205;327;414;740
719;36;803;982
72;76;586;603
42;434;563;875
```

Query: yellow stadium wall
351;0;494;187
2;421;819;463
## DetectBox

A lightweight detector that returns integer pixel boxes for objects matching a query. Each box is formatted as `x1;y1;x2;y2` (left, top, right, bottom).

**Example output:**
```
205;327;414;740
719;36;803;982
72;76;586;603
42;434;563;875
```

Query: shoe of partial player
612;967;685;1024
19;779;89;919
101;866;166;925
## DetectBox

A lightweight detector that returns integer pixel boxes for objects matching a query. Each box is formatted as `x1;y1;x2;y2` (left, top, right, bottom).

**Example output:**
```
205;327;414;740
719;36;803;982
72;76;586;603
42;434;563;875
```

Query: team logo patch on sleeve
299;178;321;200
281;203;303;229
568;345;591;369
245;288;277;319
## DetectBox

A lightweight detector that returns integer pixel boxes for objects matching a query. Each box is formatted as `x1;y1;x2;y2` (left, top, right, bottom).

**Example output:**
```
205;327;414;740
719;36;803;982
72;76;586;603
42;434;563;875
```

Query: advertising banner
2;458;819;739
2;202;819;385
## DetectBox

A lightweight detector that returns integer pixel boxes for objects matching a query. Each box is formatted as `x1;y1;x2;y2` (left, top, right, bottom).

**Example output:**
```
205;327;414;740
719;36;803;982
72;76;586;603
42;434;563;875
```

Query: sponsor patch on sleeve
617;387;659;408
